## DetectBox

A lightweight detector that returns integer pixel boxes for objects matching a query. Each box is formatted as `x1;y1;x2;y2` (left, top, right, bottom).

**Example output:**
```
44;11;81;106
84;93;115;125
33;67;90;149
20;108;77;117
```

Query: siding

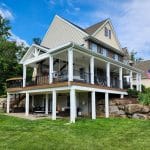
94;22;121;51
41;16;88;49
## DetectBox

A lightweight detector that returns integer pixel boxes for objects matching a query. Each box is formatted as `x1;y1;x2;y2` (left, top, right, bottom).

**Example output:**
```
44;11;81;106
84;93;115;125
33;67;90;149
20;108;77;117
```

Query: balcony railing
26;75;49;86
110;78;120;88
6;77;23;88
94;75;107;86
73;70;90;83
6;71;130;90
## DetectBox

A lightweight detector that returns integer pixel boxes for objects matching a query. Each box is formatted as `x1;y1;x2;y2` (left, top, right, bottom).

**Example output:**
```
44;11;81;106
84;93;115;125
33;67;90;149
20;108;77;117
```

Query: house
133;60;150;88
6;15;142;123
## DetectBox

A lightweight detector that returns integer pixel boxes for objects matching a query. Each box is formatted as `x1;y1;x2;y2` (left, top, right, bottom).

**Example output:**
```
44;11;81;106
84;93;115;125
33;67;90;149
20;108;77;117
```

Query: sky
0;0;150;59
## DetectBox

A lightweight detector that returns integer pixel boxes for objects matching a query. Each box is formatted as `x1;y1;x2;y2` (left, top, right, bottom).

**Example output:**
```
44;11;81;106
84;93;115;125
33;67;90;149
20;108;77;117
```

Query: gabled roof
60;16;88;34
134;60;150;79
20;44;49;64
85;19;108;35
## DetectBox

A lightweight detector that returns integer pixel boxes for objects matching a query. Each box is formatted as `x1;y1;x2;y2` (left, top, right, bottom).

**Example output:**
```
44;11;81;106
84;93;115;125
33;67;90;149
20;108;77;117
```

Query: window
104;27;108;37
91;43;97;52
109;30;111;39
97;46;103;54
103;48;107;56
114;54;119;61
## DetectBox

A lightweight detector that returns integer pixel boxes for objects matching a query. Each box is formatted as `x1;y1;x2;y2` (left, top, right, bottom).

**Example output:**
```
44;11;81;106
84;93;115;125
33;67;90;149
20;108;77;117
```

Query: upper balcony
6;43;141;92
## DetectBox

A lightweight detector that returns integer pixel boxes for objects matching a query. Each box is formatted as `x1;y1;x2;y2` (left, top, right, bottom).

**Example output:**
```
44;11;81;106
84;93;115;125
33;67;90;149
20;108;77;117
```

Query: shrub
141;84;146;93
127;89;139;98
138;92;150;105
138;87;150;105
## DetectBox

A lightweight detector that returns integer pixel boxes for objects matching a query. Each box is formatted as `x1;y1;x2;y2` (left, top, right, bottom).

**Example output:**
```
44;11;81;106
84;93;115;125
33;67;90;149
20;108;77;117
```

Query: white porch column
91;91;96;119
90;56;94;84
6;93;10;113
25;92;29;116
106;62;110;87
119;67;123;89
105;92;109;118
23;64;26;87
130;70;133;89
52;90;56;120
70;88;76;123
120;94;124;99
139;73;142;92
68;48;73;82
45;94;49;115
49;55;53;84
136;73;139;91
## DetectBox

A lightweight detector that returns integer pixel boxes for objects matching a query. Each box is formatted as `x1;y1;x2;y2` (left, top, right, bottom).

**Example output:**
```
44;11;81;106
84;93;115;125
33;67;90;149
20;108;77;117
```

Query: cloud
75;0;150;59
0;3;29;47
115;0;150;59
0;3;14;20
9;32;29;47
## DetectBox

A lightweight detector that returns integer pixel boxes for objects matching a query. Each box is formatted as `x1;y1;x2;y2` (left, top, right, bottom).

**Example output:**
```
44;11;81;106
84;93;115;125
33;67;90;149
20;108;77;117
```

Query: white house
6;15;142;123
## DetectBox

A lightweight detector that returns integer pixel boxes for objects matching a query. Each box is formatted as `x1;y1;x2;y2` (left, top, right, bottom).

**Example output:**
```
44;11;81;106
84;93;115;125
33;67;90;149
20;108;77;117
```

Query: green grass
0;114;150;150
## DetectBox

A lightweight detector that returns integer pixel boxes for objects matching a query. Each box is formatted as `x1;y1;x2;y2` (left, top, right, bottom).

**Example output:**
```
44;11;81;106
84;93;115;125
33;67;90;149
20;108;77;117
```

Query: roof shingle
84;19;108;35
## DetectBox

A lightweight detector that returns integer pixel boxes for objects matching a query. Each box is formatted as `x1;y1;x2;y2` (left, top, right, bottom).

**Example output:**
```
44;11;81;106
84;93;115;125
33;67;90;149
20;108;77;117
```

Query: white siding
41;16;88;49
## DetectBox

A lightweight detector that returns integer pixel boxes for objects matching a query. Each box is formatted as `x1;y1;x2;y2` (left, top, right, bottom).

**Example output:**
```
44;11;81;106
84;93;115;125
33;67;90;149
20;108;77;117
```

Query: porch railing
26;75;49;86
73;70;90;83
110;78;120;88
6;78;23;88
94;75;107;86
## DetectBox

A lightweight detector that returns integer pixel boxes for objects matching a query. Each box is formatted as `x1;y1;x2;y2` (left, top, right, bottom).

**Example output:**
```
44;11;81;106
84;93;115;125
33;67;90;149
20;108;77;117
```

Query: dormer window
104;27;108;37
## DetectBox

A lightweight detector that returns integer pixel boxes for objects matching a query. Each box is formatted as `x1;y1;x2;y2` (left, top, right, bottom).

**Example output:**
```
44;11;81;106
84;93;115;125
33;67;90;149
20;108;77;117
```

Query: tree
0;15;11;39
130;50;137;62
0;15;28;95
33;37;41;45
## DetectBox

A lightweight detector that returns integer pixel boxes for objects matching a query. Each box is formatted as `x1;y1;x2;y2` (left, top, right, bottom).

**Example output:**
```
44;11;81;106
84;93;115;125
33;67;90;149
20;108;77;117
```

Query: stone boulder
141;106;150;113
125;104;143;114
132;113;149;119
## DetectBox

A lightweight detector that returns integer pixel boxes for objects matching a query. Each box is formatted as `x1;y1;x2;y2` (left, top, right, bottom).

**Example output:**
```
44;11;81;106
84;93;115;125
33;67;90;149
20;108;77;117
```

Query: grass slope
0;114;150;150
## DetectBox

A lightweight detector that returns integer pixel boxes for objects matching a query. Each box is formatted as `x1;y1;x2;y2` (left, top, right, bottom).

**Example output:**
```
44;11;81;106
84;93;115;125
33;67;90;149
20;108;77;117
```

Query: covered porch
6;85;127;123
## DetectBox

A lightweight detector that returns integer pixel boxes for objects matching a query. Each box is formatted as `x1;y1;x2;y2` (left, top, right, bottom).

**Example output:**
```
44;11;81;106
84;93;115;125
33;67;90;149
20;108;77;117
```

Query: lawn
0;114;150;150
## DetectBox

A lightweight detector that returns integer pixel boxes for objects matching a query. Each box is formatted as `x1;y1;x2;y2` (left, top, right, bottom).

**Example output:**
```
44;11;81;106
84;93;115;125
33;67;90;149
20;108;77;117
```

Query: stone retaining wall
96;98;150;119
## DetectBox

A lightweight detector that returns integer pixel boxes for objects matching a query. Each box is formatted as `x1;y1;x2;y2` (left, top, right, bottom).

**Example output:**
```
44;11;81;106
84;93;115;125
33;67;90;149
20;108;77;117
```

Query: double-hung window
91;43;97;53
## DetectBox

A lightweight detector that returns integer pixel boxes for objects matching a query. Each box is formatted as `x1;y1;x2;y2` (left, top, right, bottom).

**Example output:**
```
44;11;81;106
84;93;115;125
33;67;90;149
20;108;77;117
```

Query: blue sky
0;0;150;59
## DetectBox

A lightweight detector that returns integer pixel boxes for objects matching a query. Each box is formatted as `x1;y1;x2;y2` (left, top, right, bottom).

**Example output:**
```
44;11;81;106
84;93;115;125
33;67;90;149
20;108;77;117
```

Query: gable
41;15;88;49
20;44;49;64
92;21;122;52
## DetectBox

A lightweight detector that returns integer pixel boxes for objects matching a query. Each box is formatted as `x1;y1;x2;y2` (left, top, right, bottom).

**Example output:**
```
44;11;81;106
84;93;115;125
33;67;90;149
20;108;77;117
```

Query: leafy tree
0;15;28;95
0;15;11;39
33;37;41;45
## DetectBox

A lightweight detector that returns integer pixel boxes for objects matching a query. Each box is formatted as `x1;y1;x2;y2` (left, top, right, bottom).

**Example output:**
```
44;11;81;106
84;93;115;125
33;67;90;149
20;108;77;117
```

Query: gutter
84;36;124;56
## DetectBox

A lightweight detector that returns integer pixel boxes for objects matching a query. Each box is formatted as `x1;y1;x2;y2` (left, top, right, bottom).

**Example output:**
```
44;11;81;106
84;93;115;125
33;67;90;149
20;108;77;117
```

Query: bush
138;87;150;105
138;93;150;105
141;84;146;93
127;89;139;98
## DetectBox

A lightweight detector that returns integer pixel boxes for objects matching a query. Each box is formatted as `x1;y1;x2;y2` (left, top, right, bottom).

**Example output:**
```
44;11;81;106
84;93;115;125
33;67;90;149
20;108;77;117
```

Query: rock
109;106;119;113
132;113;148;119
141;106;150;113
109;106;125;115
110;98;138;106
125;104;143;114
118;105;125;110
